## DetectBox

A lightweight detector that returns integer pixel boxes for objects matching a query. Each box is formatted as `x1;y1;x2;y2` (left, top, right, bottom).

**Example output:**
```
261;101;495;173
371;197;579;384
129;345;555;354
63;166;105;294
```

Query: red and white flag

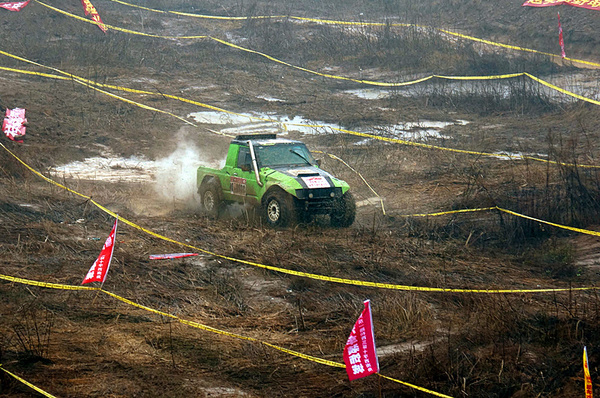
0;1;30;11
2;108;27;143
343;300;379;381
81;0;107;33
82;218;117;284
149;253;199;260
558;12;566;58
585;346;593;398
522;0;600;11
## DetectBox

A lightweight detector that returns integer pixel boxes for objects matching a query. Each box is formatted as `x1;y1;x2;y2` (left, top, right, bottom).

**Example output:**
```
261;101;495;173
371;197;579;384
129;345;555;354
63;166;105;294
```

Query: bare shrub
10;302;54;363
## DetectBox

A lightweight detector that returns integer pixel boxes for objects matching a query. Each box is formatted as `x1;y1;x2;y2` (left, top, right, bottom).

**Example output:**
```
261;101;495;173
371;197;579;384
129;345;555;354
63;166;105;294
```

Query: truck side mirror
316;159;321;167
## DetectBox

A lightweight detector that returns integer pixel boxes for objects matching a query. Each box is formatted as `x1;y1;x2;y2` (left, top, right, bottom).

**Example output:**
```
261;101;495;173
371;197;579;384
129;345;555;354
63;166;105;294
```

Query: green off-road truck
197;134;355;227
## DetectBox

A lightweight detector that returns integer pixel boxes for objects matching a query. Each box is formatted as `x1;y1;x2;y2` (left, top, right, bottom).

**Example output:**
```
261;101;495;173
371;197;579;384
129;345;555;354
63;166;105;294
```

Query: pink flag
149;253;199;260
0;1;30;11
82;218;117;284
558;12;566;58
343;300;379;381
2;108;27;143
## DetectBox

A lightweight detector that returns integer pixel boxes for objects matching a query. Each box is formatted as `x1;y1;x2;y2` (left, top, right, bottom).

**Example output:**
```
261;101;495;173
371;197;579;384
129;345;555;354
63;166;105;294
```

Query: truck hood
264;165;346;190
267;166;334;179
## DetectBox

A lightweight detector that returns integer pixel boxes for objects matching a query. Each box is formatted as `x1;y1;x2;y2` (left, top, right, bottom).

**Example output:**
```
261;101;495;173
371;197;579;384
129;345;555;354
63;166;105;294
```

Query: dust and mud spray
153;135;224;208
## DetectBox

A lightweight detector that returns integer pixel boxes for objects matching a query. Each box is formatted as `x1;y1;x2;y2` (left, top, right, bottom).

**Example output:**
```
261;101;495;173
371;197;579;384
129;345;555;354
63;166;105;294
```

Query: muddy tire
262;190;297;228
330;191;356;228
199;178;222;218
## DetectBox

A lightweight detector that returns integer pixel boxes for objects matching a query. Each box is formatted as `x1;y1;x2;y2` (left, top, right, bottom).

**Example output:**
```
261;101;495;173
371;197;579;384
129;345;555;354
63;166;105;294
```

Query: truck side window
237;147;252;171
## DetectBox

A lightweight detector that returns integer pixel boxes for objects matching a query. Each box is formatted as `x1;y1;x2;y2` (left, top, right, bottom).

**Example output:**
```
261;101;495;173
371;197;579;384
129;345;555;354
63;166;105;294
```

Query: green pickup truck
197;134;355;227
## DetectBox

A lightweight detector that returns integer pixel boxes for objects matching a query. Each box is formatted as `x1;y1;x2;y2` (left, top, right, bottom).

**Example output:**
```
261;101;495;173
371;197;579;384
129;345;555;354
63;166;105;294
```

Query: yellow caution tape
496;207;600;237
378;374;452;398
208;36;435;87
35;1;600;94
0;274;98;291
2;143;599;294
0;365;57;398
401;207;497;218
108;0;288;20
34;0;208;39
105;0;600;69
0;275;448;397
2;50;600;170
525;72;600;107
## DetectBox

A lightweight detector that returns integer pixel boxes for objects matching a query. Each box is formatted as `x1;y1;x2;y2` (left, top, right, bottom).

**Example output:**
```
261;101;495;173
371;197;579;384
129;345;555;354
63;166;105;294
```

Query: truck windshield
255;143;317;168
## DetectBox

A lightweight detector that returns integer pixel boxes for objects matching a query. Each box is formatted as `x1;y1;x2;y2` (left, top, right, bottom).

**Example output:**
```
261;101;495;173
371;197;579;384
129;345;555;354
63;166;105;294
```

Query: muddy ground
3;1;600;397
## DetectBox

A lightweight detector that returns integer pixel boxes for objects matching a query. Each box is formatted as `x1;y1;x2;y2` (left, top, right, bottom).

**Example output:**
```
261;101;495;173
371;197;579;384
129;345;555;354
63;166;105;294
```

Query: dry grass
3;0;600;397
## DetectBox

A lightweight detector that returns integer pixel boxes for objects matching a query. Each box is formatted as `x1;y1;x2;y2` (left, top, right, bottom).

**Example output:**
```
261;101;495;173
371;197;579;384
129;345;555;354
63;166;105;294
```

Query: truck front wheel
262;190;297;228
199;179;222;218
330;191;356;228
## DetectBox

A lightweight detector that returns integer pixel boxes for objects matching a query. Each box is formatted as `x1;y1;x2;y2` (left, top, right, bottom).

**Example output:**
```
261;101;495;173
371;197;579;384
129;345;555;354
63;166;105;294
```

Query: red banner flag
558;12;566;58
82;218;117;284
343;300;379;381
585;346;594;398
0;1;30;11
149;253;199;260
2;108;27;143
81;0;107;33
523;0;600;11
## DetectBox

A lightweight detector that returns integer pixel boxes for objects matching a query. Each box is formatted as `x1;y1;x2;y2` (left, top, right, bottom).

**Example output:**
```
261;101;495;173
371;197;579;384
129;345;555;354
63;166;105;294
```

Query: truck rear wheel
262;190;297;228
199;179;222;218
330;191;356;228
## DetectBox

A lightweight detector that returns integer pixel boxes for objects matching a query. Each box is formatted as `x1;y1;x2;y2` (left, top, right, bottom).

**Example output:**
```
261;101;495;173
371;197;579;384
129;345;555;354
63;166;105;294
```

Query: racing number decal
230;176;247;196
301;176;330;189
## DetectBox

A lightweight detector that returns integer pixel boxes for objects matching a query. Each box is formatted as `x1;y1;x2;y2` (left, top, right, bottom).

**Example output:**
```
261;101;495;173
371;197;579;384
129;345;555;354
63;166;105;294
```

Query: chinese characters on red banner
82;218;117;284
523;0;600;11
343;300;379;381
81;0;107;33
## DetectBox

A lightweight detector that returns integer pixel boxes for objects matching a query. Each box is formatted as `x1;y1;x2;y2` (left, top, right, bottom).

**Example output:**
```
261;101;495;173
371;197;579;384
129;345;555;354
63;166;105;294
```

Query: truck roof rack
234;133;277;141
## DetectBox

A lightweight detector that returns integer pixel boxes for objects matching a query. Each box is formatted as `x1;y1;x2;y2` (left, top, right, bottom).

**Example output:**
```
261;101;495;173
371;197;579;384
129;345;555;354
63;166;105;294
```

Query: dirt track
3;1;600;397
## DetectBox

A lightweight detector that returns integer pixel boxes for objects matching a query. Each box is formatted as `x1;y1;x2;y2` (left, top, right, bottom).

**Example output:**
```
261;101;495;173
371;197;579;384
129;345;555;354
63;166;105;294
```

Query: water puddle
51;156;157;182
345;88;392;99
354;120;469;144
188;111;341;135
257;95;284;102
492;151;548;161
188;111;468;143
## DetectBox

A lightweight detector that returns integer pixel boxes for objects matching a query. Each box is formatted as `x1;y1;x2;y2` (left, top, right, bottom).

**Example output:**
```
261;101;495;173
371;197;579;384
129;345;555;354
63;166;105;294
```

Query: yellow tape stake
2;144;600;294
0;277;449;397
0;365;57;398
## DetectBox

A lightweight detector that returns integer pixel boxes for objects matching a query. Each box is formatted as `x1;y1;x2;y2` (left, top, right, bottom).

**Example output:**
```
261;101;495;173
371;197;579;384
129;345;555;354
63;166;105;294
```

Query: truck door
229;146;258;202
